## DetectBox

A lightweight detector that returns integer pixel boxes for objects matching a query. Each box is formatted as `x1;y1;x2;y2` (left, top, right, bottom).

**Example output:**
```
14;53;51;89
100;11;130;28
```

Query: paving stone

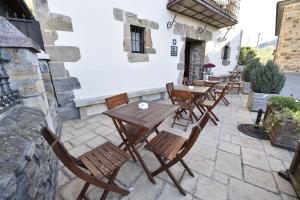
274;173;297;197
268;157;286;172
215;151;242;179
198;135;219;148
218;141;240;155
244;166;278;193
57;169;70;188
281;193;299;200
87;185;121;200
242;147;270;171
263;141;293;161
85;122;102;130
69;132;97;146
180;171;200;194
219;132;231;142
117;161;143;187
231;135;263;150
85;136;107;148
194;175;227;200
122;174;164;200
69;144;91;157
229;178;281;200
157;183;193;200
63;141;74;150
189;156;215;177
213;171;229;184
60;178;85;200
190;144;217;160
94;126;115;136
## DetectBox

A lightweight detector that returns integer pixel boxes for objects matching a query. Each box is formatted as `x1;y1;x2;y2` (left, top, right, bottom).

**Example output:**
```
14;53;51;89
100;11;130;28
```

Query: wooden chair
105;93;159;183
199;85;228;125
166;82;187;118
171;89;198;131
105;93;158;161
145;112;210;195
40;127;130;200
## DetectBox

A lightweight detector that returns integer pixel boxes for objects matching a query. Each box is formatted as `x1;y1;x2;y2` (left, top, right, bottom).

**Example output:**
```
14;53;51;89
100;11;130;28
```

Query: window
130;25;145;53
223;45;230;60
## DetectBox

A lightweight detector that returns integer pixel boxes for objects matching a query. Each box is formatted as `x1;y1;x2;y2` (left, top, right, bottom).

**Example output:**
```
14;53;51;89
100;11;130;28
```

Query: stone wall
0;107;57;200
33;0;81;121
274;2;300;72
0;17;59;200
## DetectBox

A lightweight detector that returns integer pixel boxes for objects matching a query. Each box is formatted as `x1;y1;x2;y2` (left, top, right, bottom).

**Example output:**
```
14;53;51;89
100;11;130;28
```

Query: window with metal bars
223;45;230;60
130;25;145;53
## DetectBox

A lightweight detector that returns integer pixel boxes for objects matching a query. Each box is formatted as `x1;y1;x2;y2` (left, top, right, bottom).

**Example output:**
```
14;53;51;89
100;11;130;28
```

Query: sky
238;0;281;47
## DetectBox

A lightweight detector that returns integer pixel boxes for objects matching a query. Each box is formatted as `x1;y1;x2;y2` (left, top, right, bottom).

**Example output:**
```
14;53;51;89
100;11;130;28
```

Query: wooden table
103;101;178;184
193;80;219;88
174;85;210;94
174;85;211;115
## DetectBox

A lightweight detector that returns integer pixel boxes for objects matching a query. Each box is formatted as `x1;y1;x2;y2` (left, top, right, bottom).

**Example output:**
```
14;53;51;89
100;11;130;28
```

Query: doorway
183;38;206;84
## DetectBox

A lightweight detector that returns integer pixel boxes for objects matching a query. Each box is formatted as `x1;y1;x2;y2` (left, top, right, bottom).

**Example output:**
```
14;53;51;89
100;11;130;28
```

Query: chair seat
175;101;195;110
124;124;154;142
145;131;186;160
201;100;214;107
79;142;129;180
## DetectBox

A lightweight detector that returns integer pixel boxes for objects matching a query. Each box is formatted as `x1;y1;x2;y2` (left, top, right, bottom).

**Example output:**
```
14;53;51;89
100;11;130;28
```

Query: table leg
132;145;156;184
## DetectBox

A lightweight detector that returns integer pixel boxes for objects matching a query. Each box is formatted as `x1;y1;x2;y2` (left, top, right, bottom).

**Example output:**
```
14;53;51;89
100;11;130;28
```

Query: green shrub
238;47;257;65
242;58;261;82
250;61;286;94
268;96;300;111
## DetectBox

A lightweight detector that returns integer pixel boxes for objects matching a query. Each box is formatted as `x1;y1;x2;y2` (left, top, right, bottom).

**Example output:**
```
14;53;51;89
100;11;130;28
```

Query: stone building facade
0;17;59;200
274;0;300;72
32;0;82;121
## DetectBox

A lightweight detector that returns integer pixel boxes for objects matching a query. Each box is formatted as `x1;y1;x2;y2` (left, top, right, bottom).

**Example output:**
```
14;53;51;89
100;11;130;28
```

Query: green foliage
238;47;257;65
264;97;300;135
256;46;275;64
242;58;261;82
250;61;286;94
268;96;300;111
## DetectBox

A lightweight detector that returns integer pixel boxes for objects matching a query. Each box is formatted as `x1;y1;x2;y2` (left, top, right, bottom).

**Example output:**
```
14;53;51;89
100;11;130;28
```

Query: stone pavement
56;94;297;200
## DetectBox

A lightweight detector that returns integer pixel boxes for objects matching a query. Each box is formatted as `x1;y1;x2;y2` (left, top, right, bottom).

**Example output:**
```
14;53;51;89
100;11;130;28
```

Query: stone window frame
113;8;159;63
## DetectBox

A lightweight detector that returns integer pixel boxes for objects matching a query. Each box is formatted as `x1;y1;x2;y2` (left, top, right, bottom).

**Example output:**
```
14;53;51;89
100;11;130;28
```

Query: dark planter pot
265;106;300;151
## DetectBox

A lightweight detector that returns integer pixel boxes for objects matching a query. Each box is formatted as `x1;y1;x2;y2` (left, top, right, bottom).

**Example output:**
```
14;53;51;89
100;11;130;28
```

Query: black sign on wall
171;46;178;57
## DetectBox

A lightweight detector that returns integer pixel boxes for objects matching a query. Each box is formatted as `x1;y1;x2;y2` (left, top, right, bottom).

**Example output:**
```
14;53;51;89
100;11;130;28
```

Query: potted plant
242;58;260;94
238;47;257;71
203;63;216;80
247;61;286;112
263;96;300;151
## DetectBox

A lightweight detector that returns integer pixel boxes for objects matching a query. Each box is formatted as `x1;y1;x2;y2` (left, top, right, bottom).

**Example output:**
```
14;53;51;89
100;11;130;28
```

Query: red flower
203;63;216;69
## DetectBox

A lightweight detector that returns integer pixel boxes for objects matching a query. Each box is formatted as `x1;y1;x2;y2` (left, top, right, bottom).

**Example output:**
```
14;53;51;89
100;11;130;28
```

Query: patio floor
56;94;297;200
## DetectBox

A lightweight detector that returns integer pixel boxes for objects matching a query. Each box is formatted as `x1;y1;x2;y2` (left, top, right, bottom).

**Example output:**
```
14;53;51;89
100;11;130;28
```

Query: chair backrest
172;89;193;105
176;112;210;159
192;81;205;87
183;77;189;86
41;127;90;180
213;85;229;108
105;93;129;110
166;82;175;104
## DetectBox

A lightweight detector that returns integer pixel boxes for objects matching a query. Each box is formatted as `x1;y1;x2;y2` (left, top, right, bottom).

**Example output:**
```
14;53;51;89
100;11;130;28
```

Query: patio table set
40;75;241;200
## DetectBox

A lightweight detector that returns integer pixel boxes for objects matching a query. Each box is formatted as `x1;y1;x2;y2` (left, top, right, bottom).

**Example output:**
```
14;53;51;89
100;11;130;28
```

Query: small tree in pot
264;96;300;150
247;61;286;111
242;58;260;94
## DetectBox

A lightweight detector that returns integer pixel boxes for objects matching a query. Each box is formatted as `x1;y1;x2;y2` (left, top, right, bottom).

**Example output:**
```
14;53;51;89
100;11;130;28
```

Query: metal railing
0;58;20;114
211;0;240;19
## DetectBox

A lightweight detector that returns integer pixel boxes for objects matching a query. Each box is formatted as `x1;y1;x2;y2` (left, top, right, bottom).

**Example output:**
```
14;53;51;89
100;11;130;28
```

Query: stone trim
113;8;159;63
34;0;81;121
